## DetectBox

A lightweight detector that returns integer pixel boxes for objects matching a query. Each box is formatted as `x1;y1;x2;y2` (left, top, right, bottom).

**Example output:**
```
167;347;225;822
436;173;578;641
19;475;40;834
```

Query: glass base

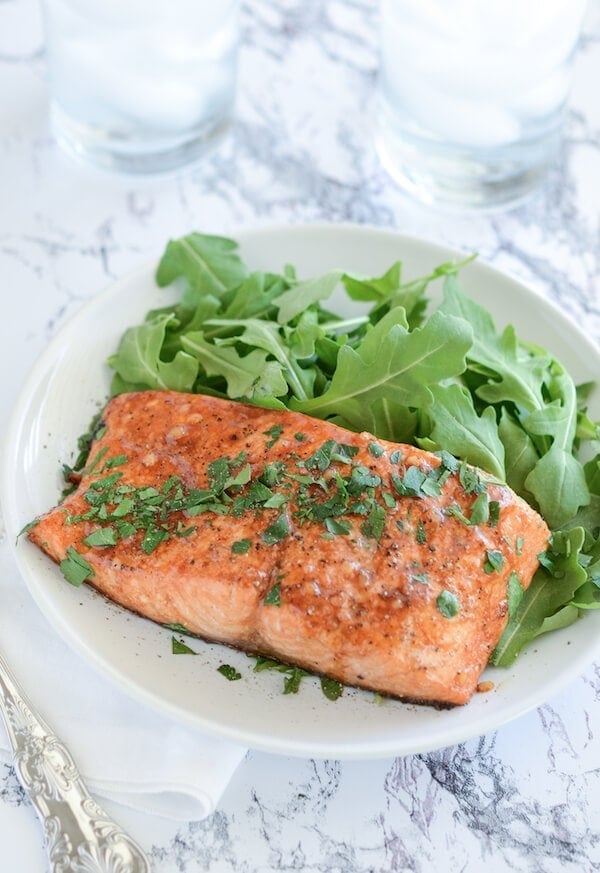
375;112;557;212
50;103;232;175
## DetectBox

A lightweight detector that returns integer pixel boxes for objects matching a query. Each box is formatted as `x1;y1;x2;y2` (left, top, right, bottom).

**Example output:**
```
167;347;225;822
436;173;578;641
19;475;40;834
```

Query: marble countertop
1;0;599;870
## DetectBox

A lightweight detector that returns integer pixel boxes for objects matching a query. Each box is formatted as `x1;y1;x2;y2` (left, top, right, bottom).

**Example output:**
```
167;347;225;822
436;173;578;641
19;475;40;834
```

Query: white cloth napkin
0;529;246;821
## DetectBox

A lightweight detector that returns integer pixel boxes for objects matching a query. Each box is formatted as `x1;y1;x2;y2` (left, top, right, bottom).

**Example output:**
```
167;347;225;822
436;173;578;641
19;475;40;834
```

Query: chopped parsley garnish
164;622;191;634
304;440;338;472
294;432;307;442
83;446;109;475
304;440;358;472
436;590;460;618
459;462;485;495
469;492;489;526
103;453;127;469
66;413;105;476
59;547;95;587
65;437;493;591
507;572;524;617
263;492;288;509
346;466;380;493
16;519;39;543
175;522;196;537
82;527;118;547
207;456;232;493
218;664;242;681
141;527;169;555
360;503;386;541
260;461;287;487
172;636;197;654
325;517;352;536
262;515;290;545
489;500;501;527
445;493;500;529
320;677;344;700
251;656;307;692
224;463;252;489
249;655;339;699
516;536;524;556
283;668;308;694
415;519;427;544
251;655;287;673
264;580;282;605
264;424;283;449
484;549;505;574
435;451;460;473
390;463;448;500
444;504;471;526
392;466;426;497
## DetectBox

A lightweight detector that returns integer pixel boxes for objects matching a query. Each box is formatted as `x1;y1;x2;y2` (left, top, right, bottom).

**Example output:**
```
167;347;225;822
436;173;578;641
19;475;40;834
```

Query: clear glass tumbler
376;0;588;210
43;0;239;174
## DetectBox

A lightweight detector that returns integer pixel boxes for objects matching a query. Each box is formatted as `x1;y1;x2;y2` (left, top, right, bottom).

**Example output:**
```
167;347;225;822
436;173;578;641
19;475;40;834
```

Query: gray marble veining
1;0;599;870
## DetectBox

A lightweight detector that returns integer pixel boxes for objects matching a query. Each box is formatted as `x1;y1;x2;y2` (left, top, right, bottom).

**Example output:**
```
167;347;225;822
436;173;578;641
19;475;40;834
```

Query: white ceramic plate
3;224;600;759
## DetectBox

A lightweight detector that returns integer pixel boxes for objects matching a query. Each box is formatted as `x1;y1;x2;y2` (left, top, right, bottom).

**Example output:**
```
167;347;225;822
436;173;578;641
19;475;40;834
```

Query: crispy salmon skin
29;390;550;706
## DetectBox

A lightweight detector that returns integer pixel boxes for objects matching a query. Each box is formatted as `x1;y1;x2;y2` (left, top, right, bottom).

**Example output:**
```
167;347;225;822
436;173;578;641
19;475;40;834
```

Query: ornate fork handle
0;652;150;872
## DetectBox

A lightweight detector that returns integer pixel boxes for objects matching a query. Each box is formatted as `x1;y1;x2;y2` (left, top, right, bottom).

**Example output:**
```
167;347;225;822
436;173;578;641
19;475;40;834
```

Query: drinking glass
42;0;239;174
375;0;588;210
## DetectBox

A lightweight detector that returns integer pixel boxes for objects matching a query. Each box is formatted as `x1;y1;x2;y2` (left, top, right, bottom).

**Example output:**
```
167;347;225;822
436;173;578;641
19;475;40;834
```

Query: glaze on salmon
28;391;550;706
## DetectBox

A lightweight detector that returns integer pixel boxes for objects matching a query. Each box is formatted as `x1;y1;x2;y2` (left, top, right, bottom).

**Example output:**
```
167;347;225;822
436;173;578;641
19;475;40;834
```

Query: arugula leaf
109;314;199;393
366;257;474;327
440;276;550;412
441;277;591;529
291;310;472;429
181;331;288;399
490;528;588;666
204;318;316;401
156;233;248;301
217;271;288;325
342;262;402;302
421;383;505;480
523;365;590;528
524;447;589;531
275;270;342;324
498;409;539;499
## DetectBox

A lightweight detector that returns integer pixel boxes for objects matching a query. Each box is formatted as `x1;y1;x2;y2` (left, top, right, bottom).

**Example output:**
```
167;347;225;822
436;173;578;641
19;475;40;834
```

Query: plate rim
3;221;600;759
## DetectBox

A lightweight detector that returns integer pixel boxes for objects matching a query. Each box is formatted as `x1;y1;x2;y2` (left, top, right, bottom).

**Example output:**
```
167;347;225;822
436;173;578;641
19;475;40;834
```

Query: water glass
376;0;588;210
42;0;239;174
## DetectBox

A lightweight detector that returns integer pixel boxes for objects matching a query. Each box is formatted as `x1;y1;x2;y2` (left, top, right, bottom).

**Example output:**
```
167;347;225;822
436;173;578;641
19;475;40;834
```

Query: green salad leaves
108;232;600;666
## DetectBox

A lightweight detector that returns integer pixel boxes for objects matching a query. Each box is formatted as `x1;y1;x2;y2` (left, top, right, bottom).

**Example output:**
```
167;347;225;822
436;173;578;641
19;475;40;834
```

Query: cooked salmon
28;390;549;706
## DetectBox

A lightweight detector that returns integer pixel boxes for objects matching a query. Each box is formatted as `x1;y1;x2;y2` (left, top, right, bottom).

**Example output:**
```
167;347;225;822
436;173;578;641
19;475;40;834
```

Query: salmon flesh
29;390;550;706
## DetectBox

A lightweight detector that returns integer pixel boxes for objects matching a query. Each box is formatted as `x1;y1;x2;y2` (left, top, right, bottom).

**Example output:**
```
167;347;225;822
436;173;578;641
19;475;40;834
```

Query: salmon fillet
29;390;549;706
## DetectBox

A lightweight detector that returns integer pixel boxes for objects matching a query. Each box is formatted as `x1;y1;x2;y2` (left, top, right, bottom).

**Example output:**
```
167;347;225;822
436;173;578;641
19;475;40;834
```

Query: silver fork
0;650;150;872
